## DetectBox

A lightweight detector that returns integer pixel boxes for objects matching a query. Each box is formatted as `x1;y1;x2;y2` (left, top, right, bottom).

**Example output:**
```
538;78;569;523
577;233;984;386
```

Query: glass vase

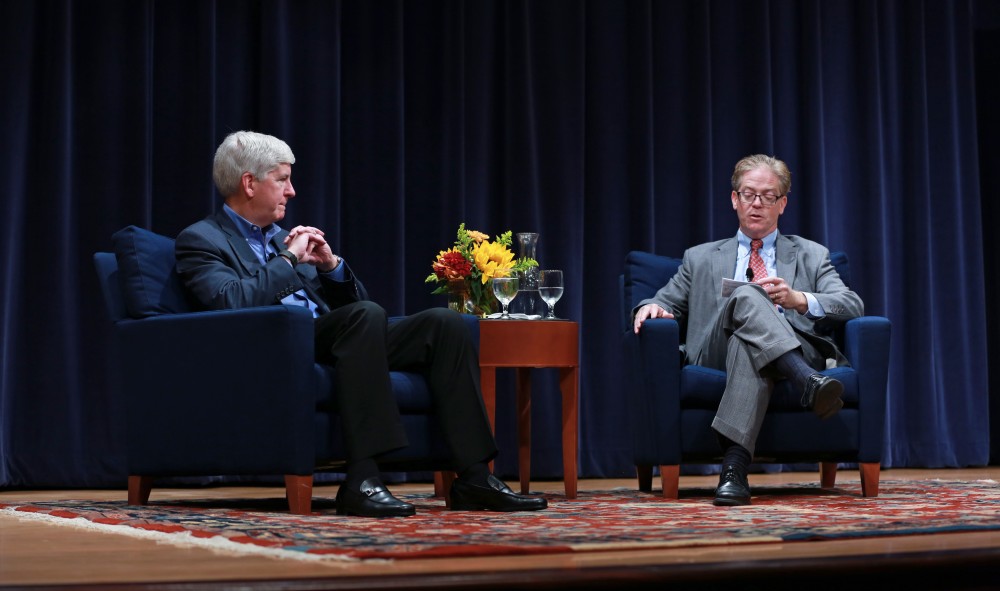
447;279;493;317
446;279;470;314
515;232;540;316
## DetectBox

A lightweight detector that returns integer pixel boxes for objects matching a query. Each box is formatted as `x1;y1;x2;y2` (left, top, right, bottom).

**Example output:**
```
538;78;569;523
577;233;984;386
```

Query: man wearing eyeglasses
631;154;863;507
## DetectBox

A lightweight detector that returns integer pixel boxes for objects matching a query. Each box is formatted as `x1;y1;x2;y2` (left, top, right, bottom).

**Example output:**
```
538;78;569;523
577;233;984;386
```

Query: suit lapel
775;233;798;283
712;239;738;279
211;210;265;274
711;238;738;305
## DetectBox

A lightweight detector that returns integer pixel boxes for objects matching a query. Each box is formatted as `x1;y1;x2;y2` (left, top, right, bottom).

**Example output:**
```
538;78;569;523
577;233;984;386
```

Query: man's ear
241;171;256;197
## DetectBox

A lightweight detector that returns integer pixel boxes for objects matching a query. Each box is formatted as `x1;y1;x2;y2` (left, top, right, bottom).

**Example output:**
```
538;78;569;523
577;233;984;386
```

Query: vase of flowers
426;223;538;317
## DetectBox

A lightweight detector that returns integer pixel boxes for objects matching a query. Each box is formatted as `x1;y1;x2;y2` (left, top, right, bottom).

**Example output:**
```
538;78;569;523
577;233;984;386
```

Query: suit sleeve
633;248;693;323
316;262;369;309
175;225;306;310
804;248;864;321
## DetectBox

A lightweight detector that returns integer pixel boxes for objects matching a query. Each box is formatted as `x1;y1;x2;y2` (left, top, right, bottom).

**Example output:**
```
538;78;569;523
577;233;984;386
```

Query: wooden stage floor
2;468;999;590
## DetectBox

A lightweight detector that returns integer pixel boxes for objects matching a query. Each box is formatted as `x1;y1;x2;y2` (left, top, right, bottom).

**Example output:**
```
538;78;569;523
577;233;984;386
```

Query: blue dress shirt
734;229;824;318
222;204;344;317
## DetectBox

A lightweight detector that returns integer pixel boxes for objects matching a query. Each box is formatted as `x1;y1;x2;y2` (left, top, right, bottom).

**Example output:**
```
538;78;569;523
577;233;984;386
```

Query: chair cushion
623;251;682;312
829;250;849;287
112;225;192;318
313;365;433;413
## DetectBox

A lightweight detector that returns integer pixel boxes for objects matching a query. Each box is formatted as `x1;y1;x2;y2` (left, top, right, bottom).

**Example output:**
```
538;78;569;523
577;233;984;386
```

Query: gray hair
212;131;296;197
730;154;792;196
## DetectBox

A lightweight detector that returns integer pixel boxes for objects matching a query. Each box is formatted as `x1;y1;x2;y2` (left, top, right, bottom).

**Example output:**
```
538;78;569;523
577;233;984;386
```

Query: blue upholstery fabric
620;250;891;492
95;227;479;501
111;225;192;318
621;250;682;333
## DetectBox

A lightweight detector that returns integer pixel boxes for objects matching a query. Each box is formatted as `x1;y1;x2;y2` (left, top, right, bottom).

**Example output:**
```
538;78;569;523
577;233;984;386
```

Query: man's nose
286;179;295;197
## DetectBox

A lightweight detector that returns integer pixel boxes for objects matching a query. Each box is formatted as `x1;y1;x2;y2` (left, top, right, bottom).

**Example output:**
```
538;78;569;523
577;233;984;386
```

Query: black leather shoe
801;373;844;420
713;464;751;506
336;477;415;517
450;474;548;512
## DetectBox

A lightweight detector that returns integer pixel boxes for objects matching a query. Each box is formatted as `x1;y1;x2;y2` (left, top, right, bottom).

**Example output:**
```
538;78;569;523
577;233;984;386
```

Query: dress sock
457;461;491;486
773;349;815;392
344;457;380;489
717;433;752;472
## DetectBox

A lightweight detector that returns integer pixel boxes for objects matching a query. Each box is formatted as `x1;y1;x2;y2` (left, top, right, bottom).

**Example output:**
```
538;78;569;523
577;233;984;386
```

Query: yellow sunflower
472;240;516;283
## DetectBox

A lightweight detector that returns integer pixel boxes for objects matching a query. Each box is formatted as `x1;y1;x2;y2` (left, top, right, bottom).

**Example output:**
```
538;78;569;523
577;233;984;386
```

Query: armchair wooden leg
859;462;880;497
434;472;444;497
284;475;314;515
434;471;457;506
661;465;680;499
127;475;153;506
636;464;653;492
820;462;838;489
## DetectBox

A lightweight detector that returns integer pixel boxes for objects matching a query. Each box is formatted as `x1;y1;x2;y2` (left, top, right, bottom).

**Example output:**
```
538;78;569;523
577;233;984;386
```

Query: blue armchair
94;225;470;514
620;250;890;498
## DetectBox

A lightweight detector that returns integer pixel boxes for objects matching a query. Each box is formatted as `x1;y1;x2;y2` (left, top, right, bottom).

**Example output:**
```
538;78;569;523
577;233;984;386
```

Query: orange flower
466;230;489;243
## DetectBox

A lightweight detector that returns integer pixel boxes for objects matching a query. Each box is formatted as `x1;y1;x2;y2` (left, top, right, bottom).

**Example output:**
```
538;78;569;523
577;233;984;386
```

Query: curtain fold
0;0;991;487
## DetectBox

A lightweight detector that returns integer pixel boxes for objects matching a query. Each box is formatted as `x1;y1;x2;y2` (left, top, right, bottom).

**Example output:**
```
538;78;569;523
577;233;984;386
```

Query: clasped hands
283;225;340;272
632;275;807;334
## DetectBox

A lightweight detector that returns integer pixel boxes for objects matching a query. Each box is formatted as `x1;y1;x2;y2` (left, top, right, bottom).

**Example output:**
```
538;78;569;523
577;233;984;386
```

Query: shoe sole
449;501;548;512
713;497;751;507
335;508;416;517
813;379;845;420
449;482;548;512
335;504;416;517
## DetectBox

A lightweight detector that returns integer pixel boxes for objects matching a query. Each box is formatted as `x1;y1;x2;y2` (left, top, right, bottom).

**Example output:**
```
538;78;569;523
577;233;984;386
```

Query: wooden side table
477;319;580;498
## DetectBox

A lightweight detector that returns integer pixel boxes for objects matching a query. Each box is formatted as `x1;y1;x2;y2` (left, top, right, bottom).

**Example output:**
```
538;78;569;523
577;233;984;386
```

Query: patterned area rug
2;479;998;563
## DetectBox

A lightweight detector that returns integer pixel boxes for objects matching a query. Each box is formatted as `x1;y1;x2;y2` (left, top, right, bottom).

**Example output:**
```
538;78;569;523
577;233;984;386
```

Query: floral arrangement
426;223;538;316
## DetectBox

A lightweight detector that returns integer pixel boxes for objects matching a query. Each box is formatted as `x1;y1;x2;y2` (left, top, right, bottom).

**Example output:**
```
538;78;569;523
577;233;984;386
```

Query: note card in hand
721;278;750;297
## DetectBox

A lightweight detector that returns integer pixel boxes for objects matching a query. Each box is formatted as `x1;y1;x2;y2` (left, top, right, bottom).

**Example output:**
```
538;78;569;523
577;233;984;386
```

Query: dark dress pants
314;301;498;470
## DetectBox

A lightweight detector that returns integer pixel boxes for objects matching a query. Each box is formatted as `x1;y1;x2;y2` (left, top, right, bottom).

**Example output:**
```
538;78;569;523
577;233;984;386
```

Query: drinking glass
491;274;520;319
538;269;564;319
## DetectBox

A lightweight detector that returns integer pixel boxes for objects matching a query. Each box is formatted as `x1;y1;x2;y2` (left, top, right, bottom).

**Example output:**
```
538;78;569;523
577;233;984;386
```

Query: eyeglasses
735;190;783;207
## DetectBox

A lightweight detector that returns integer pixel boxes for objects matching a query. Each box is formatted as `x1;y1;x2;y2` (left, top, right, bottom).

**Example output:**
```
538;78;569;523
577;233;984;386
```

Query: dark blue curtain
1;0;994;488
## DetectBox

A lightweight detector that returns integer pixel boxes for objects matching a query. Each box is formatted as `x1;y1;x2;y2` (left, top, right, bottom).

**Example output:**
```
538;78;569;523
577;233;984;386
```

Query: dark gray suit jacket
175;210;366;314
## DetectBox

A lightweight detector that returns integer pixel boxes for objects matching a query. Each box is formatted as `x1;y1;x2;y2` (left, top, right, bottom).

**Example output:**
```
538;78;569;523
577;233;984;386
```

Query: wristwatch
276;249;298;266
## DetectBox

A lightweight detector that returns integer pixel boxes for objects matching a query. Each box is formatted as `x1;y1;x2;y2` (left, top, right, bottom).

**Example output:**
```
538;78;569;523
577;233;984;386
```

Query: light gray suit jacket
636;233;864;366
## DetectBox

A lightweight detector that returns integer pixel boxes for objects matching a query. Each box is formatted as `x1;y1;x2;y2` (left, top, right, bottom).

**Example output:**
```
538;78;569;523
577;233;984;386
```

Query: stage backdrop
1;0;995;488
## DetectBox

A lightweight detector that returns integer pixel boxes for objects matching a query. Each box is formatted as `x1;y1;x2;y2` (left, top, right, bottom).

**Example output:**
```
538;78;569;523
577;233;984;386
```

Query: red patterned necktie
749;239;768;282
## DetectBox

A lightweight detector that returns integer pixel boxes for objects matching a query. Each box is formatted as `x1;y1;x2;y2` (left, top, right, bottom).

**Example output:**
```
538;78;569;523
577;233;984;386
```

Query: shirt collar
737;229;778;253
223;204;282;245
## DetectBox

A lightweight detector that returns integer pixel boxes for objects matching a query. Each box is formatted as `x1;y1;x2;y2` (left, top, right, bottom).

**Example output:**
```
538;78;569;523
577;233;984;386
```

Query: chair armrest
623;318;683;465
842;315;892;461
459;313;481;353
114;305;318;475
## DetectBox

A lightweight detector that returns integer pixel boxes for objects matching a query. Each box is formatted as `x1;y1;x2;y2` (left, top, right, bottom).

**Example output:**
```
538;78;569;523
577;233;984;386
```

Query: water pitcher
515;232;541;316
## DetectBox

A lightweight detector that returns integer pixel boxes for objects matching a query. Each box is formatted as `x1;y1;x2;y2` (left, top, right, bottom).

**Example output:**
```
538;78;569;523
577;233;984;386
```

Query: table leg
480;367;497;429
516;367;532;494
560;366;579;498
481;366;497;471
